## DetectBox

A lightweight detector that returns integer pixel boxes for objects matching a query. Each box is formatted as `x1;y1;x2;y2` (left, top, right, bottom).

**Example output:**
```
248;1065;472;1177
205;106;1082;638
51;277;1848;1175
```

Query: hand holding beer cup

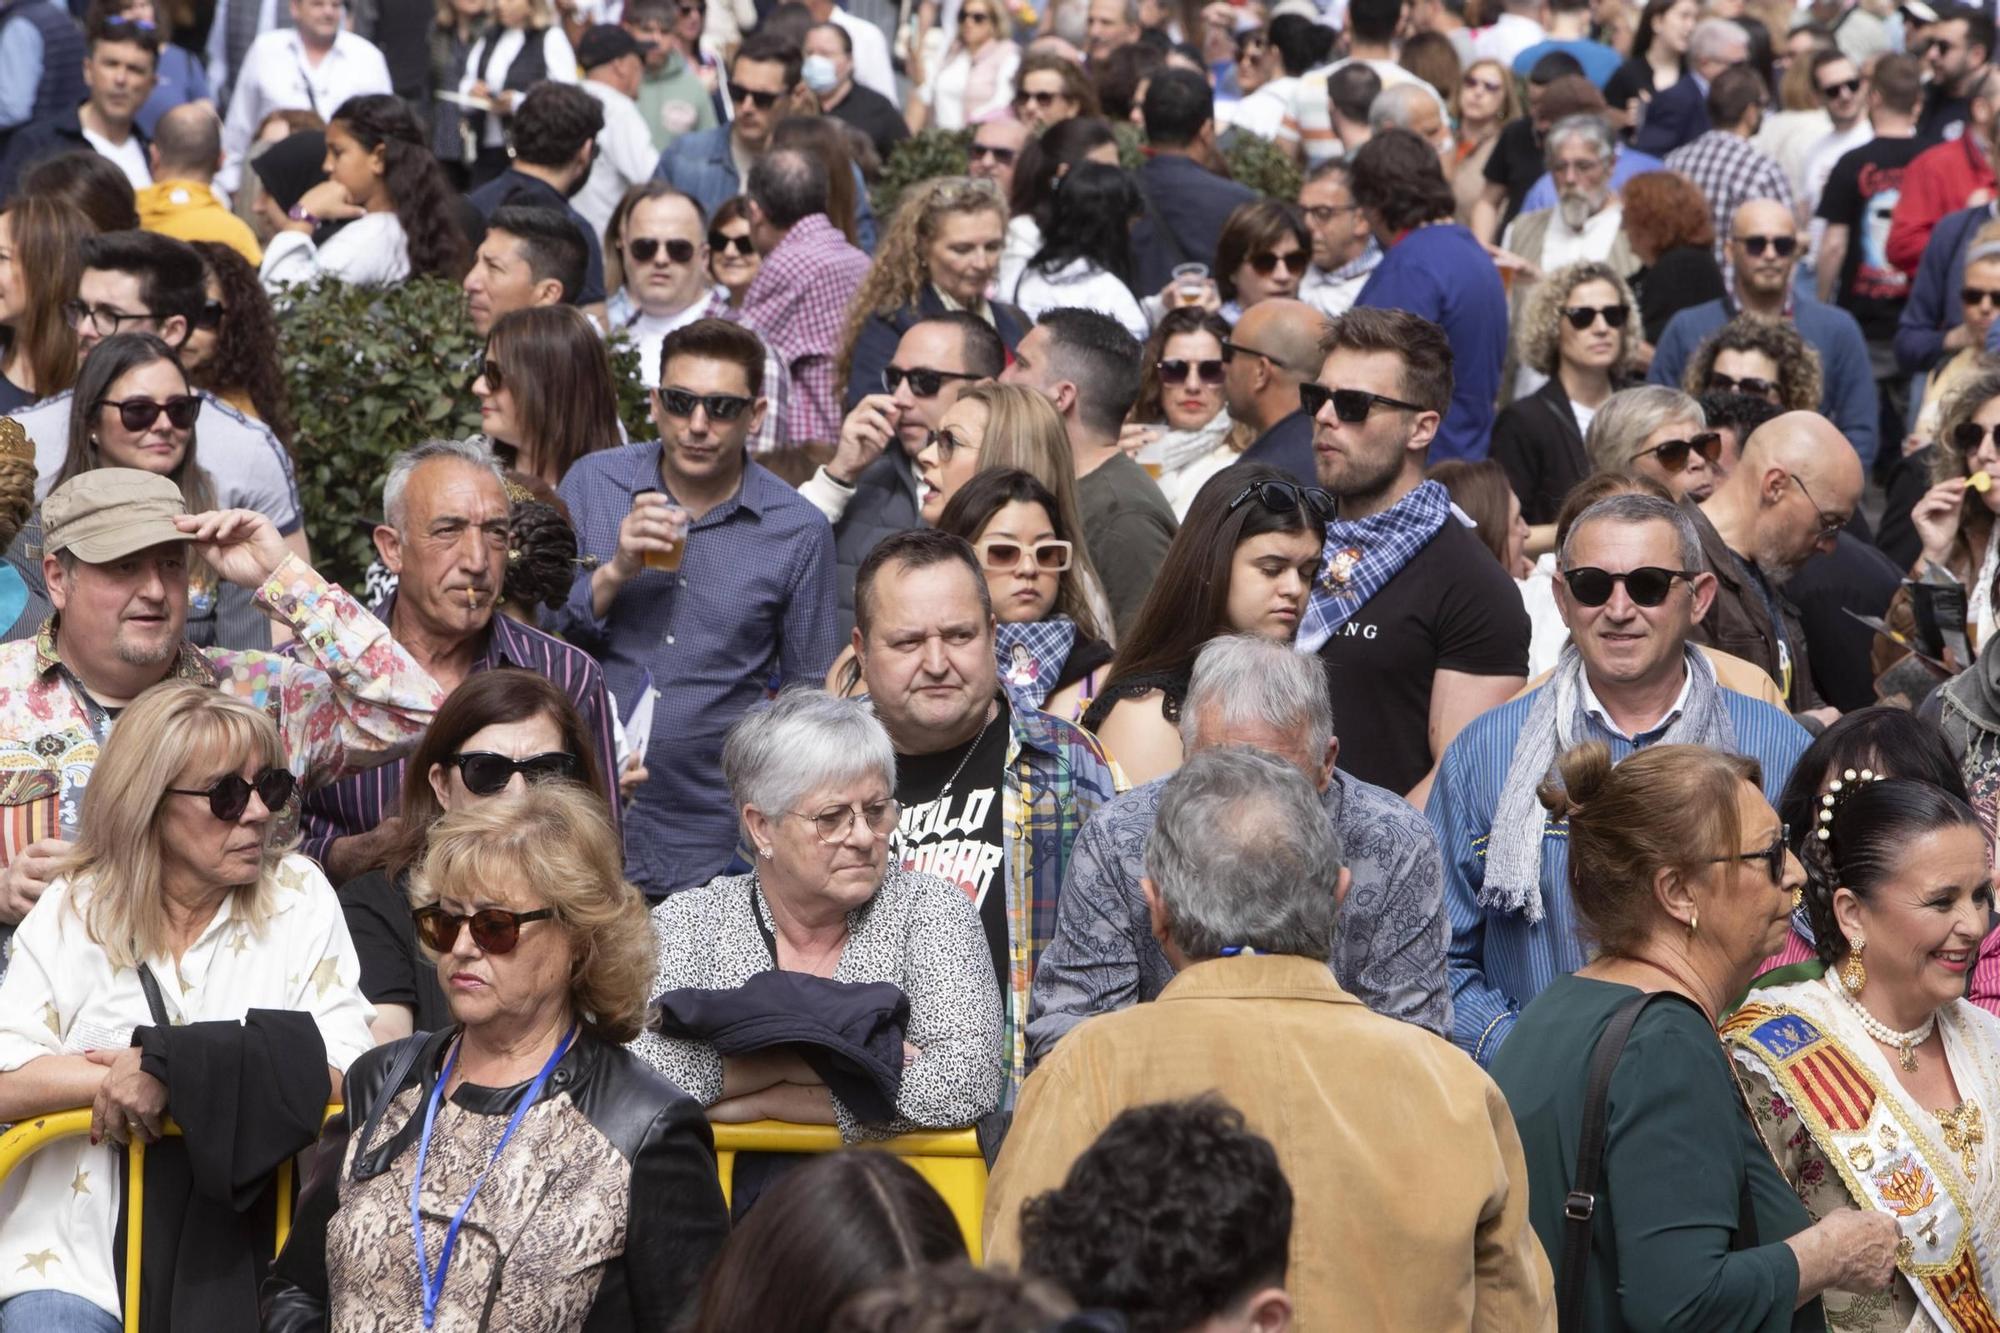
613;489;690;578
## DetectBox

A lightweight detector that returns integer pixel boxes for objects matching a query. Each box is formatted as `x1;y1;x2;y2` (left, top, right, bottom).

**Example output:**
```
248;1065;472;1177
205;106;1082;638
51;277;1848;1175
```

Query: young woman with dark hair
999;115;1121;296
261;93;470;290
1213;198;1310;320
473;305;624;487
1081;464;1328;784
0;195;89;412
1011;160;1147;338
1127;306;1249;518
184;240;294;445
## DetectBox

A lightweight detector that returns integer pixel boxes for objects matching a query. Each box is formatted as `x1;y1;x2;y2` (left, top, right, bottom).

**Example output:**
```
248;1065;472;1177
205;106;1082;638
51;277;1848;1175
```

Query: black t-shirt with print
1315;518;1531;795
1815;135;1931;340
894;698;1011;1008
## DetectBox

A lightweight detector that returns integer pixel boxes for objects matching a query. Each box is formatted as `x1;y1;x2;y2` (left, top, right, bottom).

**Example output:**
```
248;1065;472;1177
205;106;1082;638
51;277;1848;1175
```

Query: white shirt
1227;76;1296;139
1300;261;1371;317
577;79;658;240
462;27;581;148
203;0;284;99
997;212;1040;298
220;29;394;194
1011;258;1149;339
0;857;373;1319
609;285;724;387
1800;120;1873;272
1580;660;1695;741
831;7;898;105
921;42;1018;130
260;210;411;291
1471;12;1546;65
81;126;150;190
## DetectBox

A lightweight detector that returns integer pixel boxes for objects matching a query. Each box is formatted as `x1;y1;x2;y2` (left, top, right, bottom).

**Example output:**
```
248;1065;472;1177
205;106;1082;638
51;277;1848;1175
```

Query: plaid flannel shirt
733;214;871;445
1662;131;1795;268
999;702;1122;1103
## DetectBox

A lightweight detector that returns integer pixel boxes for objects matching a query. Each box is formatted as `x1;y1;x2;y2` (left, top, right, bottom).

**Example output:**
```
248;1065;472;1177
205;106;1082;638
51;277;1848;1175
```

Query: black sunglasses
1964;286;2000;309
446;750;581;796
166;766;297;821
1633;431;1723;472
657;387;753;420
1561;303;1629;330
1560;565;1699;607
925;426;976;459
99;394;201;432
1739;233;1798;258
413;903;554;955
1246;250;1309;276
884;364;980;397
1300;381;1427;422
708;230;754;256
1227;480;1335;522
1016;89;1063;106
476;357;504;394
1218;339;1289;371
628;236;697;264
1706;372;1781;401
1707;824;1790;884
970;142;1019;165
1954;420;2000;453
1817;76;1861;97
959;8;992;20
193;300;227;331
729;81;783;109
1157;357;1224;385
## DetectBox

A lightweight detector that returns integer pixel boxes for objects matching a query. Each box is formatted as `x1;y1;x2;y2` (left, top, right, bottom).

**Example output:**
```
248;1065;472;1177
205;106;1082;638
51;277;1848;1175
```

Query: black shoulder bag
1559;990;1760;1333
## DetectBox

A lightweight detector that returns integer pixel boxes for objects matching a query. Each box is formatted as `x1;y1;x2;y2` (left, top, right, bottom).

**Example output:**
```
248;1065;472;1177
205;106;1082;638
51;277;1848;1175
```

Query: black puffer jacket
261;1027;728;1333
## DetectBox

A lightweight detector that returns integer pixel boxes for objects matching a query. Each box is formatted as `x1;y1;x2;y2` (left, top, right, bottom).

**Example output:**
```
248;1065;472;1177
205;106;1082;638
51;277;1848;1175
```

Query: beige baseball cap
43;469;189;563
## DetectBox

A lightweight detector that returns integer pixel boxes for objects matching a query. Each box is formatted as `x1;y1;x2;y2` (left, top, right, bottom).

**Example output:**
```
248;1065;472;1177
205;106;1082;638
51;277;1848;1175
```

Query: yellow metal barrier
0;1107;337;1333
709;1121;988;1261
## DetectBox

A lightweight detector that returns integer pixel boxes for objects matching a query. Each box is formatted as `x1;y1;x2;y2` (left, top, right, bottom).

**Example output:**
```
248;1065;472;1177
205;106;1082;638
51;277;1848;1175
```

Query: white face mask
802;54;841;93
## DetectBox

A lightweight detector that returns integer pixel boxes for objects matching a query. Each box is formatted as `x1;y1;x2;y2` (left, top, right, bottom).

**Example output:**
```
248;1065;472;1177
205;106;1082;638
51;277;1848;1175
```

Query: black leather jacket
261;1027;728;1333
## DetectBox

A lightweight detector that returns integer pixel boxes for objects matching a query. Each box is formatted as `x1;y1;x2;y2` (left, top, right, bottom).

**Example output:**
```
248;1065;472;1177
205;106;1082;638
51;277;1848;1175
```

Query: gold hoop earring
1688;908;1699;940
1840;937;1867;994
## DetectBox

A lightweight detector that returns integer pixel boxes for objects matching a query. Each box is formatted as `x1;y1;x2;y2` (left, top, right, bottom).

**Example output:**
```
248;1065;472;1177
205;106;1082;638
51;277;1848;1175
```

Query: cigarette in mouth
466;588;479;610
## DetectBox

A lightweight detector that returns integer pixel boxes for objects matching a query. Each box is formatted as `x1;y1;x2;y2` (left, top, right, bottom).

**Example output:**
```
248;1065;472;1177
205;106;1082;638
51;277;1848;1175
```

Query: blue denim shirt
552;443;840;895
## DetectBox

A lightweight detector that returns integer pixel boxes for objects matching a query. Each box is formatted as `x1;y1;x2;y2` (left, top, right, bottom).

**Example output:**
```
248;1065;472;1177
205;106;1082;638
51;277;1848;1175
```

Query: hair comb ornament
0;417;30;463
1816;767;1884;841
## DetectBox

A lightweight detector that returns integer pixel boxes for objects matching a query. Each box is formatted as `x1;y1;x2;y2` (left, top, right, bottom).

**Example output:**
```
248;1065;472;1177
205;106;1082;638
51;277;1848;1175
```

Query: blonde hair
1518;260;1642;379
834;177;1008;392
409;783;656;1042
65;682;290;969
0;420;37;549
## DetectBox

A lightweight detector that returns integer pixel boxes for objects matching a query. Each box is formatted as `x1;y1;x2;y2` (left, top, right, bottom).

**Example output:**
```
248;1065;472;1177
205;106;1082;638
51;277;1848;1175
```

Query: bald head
1235;299;1326;383
1729;411;1862;577
1730;198;1796;243
151;105;224;181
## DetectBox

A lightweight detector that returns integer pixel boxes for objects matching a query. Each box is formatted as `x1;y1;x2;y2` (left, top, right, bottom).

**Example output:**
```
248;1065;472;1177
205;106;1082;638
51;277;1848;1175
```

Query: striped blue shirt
1428;684;1810;1066
552;443;840;896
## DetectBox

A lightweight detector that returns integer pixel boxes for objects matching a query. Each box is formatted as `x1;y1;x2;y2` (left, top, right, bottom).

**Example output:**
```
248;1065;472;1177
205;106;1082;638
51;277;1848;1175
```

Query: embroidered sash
1724;1002;2000;1333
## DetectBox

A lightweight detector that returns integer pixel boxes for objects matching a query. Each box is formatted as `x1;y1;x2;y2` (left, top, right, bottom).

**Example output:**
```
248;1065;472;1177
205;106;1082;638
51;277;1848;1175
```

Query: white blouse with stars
0;853;373;1318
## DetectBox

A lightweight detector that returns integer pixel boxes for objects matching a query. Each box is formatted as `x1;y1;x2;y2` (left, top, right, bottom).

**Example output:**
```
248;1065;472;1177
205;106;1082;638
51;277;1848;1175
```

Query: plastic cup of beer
1171;262;1209;304
1136;437;1166;480
635;490;689;572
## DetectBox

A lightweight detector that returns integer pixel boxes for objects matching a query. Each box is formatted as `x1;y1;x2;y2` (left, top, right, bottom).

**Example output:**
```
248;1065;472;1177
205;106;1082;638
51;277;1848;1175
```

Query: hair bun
1539;740;1612;819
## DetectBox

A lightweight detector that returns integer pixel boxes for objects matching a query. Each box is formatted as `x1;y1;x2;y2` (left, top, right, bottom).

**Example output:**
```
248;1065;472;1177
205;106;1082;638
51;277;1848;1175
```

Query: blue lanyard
1216;946;1265;957
410;1023;577;1328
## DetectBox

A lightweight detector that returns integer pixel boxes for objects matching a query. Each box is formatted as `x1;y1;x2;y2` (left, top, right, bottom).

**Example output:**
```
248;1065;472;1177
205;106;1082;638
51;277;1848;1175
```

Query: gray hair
1583;385;1706;475
1177;634;1334;763
381;437;506;533
1367;83;1436;133
1544;113;1615;168
721;687;898;825
1559;493;1705;572
1689;17;1749;63
1143;747;1341;961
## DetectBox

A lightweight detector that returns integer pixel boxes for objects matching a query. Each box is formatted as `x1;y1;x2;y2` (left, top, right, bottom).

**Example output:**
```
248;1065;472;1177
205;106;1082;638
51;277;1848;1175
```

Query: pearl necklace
1828;975;1937;1072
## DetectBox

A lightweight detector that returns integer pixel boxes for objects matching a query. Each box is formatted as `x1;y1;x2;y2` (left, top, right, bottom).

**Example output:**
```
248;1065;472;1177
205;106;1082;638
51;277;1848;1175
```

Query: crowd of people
4;0;2000;1325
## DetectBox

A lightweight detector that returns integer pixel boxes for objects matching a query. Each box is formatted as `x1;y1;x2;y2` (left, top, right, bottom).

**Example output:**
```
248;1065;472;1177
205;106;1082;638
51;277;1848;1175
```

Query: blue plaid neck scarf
994;617;1077;712
1295;480;1452;655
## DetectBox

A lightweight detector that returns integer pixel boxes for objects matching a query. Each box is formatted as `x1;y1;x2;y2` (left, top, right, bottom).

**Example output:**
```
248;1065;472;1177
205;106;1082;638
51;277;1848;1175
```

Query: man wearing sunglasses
1218;298;1324;487
1297;307;1528;802
966;117;1028;197
1649;199;1880;470
651;33;801;217
807;313;1003;633
555;318;839;895
1431;492;1811;1066
302;440;619;883
0;469;444;959
466;82;610;319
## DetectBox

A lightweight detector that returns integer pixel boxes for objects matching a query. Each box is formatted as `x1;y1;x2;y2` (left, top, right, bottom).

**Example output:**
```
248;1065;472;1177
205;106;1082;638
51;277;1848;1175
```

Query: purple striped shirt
300;596;621;870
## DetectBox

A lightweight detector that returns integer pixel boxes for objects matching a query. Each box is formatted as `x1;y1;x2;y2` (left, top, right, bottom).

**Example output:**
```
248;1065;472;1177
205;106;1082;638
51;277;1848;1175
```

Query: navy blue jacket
1130;152;1259;299
1240;408;1316;486
1895;201;1992;375
0;103;145;203
0;0;82;152
467;167;608;306
1631;75;1708;157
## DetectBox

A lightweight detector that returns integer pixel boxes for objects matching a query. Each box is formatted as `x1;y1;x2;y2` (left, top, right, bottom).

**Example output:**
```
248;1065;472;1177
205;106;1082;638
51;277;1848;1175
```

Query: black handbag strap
349;1035;429;1179
135;963;171;1027
1559;990;1679;1333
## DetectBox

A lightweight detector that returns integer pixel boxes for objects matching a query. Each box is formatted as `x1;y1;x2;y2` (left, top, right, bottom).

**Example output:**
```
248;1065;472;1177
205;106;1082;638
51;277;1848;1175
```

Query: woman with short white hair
630;688;1003;1139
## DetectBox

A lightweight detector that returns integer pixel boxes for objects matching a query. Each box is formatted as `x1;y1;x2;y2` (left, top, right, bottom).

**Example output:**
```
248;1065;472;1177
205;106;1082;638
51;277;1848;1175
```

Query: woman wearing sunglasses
0;683;375;1333
1124;307;1250;518
338;668;606;1044
1492;260;1643;526
707;196;762;310
1910;233;2000;447
1450;59;1517;225
1080;465;1327;786
184;241;294;447
631;688;1003;1137
269;779;730;1331
908;0;1019;133
1490;740;1900;1333
1010;161;1148;339
1583;384;1721;503
1213;199;1311;324
1681;314;1821;416
472;305;624;489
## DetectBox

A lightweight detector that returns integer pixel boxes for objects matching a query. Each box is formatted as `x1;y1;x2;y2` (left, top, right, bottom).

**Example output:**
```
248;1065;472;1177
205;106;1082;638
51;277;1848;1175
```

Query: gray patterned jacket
1025;769;1453;1065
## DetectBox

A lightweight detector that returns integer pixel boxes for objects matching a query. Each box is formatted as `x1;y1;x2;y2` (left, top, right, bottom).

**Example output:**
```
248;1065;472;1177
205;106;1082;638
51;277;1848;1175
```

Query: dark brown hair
20;151;138;233
380;668;608;876
1015;52;1101;118
484;305;622;483
188;240;294;447
0;195;87;399
1319;305;1454;416
1538;741;1762;956
1347;127;1455;233
58;331;216;513
937;466;1107;641
1426;459;1515;570
1214;199;1309;303
1132;305;1230;423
